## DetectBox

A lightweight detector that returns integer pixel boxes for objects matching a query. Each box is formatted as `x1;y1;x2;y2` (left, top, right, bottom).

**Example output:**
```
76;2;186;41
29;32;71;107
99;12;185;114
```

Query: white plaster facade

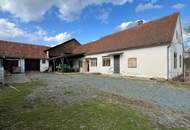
75;15;184;79
40;59;49;72
15;59;49;72
18;59;25;73
168;16;184;78
0;59;4;84
80;46;168;79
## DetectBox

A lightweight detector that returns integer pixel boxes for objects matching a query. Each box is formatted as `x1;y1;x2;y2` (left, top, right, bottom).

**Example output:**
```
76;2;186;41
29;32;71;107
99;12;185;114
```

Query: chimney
137;20;144;26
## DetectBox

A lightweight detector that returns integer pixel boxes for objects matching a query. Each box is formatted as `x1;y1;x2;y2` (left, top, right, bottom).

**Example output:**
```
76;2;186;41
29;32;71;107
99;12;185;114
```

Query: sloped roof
44;38;81;52
73;13;179;55
0;40;49;59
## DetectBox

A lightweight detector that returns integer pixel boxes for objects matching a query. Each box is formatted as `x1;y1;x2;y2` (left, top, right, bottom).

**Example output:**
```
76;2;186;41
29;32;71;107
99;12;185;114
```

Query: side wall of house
40;59;49;72
122;46;168;79
0;59;4;84
18;59;25;73
168;16;183;79
83;45;168;79
85;52;116;74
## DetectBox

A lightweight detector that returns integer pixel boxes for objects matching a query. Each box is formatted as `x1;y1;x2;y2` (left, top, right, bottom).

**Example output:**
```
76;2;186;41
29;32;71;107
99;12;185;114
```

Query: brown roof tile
73;13;179;55
0;40;50;59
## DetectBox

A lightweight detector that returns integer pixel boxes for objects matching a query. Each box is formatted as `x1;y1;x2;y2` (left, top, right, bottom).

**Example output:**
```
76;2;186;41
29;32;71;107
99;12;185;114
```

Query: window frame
176;31;181;44
174;52;177;69
79;60;83;68
176;31;178;40
179;55;182;68
128;58;137;68
91;58;97;67
42;59;46;64
102;58;111;67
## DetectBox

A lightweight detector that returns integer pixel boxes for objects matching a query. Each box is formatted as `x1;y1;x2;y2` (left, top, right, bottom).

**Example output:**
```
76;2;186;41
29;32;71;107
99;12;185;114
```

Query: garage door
25;59;40;71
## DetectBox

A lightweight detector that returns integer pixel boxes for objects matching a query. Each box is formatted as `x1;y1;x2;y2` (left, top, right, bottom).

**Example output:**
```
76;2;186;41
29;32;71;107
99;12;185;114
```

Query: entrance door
114;55;120;73
86;60;89;72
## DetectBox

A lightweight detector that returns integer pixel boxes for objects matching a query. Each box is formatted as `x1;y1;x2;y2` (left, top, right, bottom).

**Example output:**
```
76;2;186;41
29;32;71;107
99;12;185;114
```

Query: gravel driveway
25;73;190;128
29;73;190;111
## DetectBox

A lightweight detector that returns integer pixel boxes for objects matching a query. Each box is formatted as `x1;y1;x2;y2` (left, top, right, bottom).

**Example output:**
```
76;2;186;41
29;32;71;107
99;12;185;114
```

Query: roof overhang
104;52;124;57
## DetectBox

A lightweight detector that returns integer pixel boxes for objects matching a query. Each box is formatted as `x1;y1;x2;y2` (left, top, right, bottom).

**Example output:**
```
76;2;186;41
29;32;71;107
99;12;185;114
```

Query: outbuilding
0;40;49;74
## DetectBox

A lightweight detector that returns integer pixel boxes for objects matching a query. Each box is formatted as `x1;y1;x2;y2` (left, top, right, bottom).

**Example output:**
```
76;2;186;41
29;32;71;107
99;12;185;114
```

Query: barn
0;40;49;74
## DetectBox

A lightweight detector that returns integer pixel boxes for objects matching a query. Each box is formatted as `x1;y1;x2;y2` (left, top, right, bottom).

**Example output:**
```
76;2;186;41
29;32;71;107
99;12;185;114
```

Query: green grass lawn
0;81;186;130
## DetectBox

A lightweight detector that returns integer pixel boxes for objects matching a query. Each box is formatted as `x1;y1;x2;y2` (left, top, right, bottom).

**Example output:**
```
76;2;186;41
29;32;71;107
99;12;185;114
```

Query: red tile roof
73;13;179;55
0;40;49;59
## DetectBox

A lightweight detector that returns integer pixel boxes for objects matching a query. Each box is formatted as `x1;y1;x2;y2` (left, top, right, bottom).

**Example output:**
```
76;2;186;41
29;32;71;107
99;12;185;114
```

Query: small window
179;55;182;68
42;59;46;64
91;58;97;67
176;31;178;40
176;31;181;44
103;58;110;66
174;53;177;69
128;58;137;68
79;60;83;67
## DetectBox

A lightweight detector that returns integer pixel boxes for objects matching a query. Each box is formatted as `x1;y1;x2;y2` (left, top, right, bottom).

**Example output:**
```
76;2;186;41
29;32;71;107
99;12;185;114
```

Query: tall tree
184;23;190;48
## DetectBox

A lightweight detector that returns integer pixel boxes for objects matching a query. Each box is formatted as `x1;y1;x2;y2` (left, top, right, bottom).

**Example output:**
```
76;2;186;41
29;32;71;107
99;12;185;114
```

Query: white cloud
116;20;146;31
96;8;111;23
0;0;132;22
0;18;26;39
0;18;71;45
0;0;54;22
43;32;71;43
172;3;185;10
135;2;162;12
35;27;47;37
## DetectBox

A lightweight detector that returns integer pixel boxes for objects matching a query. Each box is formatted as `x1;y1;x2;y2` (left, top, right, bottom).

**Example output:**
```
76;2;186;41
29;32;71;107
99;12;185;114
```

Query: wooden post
61;58;64;72
53;59;55;72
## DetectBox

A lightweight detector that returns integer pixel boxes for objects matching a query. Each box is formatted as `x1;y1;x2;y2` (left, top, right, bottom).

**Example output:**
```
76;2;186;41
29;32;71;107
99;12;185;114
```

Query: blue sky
0;0;189;47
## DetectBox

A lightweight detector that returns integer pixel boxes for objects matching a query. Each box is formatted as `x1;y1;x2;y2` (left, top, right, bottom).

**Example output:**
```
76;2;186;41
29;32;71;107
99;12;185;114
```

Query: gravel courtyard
14;73;190;128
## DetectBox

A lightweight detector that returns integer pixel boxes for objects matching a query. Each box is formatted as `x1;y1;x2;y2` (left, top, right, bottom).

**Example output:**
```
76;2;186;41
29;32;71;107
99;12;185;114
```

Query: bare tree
183;23;190;48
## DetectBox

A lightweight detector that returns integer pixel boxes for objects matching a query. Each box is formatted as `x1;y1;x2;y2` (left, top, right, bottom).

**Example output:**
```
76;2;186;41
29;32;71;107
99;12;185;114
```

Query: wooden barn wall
49;41;81;57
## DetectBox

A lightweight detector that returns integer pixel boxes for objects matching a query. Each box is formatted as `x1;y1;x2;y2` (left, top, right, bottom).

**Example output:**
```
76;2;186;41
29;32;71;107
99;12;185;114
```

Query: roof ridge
0;40;49;48
79;12;179;48
94;12;179;43
73;12;179;55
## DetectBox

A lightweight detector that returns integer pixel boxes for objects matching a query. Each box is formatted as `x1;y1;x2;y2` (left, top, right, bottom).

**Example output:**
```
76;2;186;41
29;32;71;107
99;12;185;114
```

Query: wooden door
114;55;120;73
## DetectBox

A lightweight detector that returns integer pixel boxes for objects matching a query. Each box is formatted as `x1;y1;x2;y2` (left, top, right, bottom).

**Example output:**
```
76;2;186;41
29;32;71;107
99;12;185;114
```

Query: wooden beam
53;59;55;72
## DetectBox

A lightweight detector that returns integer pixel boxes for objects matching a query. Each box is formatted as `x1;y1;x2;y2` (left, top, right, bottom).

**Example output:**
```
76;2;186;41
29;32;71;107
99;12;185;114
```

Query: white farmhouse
70;13;183;79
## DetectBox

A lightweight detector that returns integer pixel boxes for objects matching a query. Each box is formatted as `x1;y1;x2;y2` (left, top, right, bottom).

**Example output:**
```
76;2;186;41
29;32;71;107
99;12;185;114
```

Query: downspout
179;14;185;80
181;24;185;81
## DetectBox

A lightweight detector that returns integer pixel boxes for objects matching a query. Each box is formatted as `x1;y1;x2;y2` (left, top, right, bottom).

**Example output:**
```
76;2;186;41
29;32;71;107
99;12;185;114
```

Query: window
42;59;46;64
174;52;177;69
79;60;83;67
180;55;182;68
128;58;137;68
176;31;181;44
91;58;97;67
103;58;110;66
176;31;179;40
